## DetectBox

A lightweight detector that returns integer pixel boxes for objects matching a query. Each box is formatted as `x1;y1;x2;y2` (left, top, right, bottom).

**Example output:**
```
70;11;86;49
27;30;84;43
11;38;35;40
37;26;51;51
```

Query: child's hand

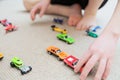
30;0;50;21
76;14;96;30
74;32;118;80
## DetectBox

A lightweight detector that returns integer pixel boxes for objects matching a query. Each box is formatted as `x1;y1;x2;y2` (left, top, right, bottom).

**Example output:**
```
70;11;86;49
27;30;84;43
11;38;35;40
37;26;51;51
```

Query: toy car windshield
16;63;22;66
65;36;68;38
72;60;79;66
56;50;62;53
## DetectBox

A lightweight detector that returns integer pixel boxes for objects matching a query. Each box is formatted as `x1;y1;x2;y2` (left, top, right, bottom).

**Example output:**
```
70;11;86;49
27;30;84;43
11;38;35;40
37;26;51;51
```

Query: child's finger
30;5;40;21
81;24;88;30
68;18;74;26
80;54;99;80
74;51;91;73
76;22;81;30
39;7;46;17
76;22;83;30
102;59;112;80
94;58;107;80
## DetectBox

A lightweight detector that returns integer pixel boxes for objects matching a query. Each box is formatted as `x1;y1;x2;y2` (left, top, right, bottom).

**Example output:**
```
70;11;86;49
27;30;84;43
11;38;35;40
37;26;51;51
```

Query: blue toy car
91;26;101;32
53;18;63;24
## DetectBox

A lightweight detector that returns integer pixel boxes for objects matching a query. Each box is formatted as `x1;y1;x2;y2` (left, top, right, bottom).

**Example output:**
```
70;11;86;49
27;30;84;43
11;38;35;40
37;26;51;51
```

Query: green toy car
86;30;98;38
86;26;102;38
57;33;75;44
10;57;32;75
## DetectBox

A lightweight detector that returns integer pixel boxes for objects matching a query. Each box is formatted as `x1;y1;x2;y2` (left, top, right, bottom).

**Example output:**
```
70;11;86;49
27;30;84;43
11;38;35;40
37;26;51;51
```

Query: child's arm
76;0;104;30
84;0;104;16
30;0;51;21
103;0;120;38
74;1;120;80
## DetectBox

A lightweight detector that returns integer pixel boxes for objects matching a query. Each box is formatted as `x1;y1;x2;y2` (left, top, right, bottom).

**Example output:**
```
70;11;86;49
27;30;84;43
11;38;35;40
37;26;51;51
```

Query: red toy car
5;24;17;33
0;19;11;26
64;55;83;72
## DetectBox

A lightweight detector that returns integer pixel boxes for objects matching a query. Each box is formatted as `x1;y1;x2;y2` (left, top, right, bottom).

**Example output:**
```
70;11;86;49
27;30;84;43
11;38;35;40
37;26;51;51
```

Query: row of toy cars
51;18;75;44
53;18;102;39
0;19;31;75
47;46;83;72
0;53;32;75
0;19;17;33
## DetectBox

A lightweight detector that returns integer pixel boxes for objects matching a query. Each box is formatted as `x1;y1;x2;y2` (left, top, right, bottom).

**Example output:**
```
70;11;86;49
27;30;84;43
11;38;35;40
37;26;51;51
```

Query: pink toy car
5;24;17;33
64;55;83;72
0;19;11;26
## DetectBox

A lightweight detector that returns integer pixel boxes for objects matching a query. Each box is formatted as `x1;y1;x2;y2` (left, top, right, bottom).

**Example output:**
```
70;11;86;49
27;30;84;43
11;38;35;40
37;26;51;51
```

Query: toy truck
47;46;69;61
10;57;32;75
57;33;75;44
63;55;83;72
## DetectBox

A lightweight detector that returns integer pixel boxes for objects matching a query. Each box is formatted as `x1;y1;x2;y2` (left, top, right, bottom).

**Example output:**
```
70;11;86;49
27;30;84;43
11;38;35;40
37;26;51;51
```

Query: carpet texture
0;0;119;80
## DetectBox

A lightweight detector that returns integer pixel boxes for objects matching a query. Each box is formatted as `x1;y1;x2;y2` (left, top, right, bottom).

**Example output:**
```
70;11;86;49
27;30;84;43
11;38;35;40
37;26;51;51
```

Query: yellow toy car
0;53;4;60
47;46;69;61
51;25;67;34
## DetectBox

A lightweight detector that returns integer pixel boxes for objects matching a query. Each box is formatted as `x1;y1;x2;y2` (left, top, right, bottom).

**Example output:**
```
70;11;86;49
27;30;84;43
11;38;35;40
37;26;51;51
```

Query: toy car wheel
3;24;6;26
57;57;62;61
52;28;55;31
51;25;55;28
57;37;61;40
11;29;14;31
64;62;67;65
58;38;61;40
21;71;26;75
47;51;52;55
66;41;71;44
29;66;32;71
0;57;3;60
10;62;15;67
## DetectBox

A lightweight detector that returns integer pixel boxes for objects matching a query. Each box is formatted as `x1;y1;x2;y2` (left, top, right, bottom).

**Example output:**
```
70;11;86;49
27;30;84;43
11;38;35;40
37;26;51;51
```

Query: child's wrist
84;10;97;17
102;29;120;42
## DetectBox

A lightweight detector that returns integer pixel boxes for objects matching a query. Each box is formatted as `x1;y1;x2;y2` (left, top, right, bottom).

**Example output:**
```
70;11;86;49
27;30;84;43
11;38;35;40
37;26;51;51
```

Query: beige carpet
0;0;120;80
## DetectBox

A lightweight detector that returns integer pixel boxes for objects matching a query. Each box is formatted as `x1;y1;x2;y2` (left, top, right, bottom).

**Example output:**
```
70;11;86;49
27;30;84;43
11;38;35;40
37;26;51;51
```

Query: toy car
0;53;4;60
53;18;63;24
86;26;101;38
90;26;101;32
51;25;67;34
86;26;102;38
57;33;75;44
47;46;69;60
86;30;98;38
10;57;32;75
0;19;11;26
5;24;17;33
63;55;83;72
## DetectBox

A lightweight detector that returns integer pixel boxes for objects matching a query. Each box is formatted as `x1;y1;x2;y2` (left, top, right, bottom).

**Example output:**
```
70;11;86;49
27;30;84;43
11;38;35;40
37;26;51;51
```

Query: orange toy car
47;46;69;61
